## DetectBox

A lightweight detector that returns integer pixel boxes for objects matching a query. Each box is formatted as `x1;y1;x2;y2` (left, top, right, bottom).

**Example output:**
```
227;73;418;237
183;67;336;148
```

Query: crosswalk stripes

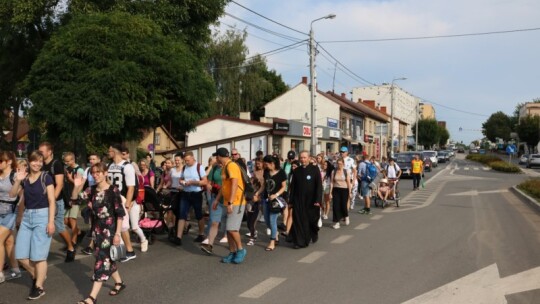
454;166;490;171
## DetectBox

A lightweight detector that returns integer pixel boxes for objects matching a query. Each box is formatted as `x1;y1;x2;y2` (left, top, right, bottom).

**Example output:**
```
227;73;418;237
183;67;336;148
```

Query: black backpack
63;165;81;208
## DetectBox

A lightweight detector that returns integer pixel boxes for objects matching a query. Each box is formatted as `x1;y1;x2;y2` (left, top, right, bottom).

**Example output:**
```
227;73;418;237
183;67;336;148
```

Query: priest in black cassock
288;151;323;249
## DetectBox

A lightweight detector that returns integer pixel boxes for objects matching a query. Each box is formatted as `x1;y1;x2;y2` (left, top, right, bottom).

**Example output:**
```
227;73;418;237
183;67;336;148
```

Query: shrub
490;161;522;173
466;154;502;165
517;179;540;200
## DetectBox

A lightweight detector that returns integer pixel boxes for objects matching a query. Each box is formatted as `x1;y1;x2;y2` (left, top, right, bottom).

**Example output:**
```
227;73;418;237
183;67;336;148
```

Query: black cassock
289;163;322;248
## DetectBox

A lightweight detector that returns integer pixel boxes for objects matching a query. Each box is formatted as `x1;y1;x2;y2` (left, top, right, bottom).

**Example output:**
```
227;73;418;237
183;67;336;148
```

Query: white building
352;84;420;138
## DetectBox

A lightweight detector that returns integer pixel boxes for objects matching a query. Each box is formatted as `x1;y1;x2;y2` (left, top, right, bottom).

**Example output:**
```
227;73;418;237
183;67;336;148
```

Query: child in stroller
377;178;391;206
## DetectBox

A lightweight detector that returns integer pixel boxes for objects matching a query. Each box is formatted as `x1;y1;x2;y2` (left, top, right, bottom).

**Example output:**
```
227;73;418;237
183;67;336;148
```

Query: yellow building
136;126;181;164
419;103;436;120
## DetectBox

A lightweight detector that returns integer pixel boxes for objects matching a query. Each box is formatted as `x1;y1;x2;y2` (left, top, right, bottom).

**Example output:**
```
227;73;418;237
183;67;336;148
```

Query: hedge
466;154;521;173
517;179;540;201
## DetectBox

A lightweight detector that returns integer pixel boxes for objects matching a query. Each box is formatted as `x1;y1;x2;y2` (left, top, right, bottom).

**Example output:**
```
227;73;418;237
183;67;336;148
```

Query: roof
195;115;273;128
322;91;390;123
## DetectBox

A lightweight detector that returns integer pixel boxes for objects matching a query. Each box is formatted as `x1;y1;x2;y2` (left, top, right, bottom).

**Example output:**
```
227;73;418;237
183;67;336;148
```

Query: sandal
265;246;275;251
246;239;255;246
77;296;96;304
109;282;126;296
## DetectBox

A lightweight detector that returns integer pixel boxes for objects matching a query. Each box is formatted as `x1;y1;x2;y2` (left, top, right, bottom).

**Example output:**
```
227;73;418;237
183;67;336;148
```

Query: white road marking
473;167;479;171
464;167;470;171
482;167;490;171
298;251;327;263
354;223;370;230
331;235;353;244
371;215;383;220
239;277;287;298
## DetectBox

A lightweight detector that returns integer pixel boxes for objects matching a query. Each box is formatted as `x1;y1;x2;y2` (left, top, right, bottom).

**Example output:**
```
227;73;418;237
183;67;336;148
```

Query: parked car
457;147;465;153
519;154;529;164
422;151;438;167
526;154;540;168
394;152;416;178
437;151;449;163
470;149;479;154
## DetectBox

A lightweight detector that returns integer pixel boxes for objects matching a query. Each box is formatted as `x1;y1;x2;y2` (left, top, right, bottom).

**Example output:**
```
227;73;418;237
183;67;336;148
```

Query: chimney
341;93;346;98
364;100;376;108
239;112;251;120
357;98;362;104
380;106;387;114
301;76;308;84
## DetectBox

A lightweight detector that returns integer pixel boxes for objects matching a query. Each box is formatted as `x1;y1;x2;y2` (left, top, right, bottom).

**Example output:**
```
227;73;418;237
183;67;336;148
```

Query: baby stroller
373;178;400;208
139;186;168;244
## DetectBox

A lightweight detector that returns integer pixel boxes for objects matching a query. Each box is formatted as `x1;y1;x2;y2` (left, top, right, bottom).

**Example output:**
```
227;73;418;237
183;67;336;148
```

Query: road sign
147;144;154;152
403;263;540;304
505;145;515;154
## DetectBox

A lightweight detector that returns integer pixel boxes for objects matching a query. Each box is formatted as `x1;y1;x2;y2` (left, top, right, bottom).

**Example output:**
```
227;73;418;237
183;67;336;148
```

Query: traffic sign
147;144;154;151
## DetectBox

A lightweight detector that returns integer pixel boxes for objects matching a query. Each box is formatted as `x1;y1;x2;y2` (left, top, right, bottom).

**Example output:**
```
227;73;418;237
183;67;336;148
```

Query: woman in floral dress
71;163;126;304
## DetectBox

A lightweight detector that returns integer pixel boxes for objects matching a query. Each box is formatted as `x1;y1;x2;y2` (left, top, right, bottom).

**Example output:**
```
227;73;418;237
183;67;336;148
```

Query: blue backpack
362;161;378;182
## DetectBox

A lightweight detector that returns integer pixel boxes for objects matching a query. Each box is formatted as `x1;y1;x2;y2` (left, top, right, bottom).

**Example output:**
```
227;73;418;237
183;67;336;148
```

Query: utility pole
390;77;406;157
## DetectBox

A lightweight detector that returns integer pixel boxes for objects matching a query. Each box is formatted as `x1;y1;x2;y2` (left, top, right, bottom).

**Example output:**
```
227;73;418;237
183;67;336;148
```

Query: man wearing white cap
339;147;357;209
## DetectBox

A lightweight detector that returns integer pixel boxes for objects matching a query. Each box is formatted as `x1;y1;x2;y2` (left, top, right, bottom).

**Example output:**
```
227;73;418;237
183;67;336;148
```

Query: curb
510;186;540;213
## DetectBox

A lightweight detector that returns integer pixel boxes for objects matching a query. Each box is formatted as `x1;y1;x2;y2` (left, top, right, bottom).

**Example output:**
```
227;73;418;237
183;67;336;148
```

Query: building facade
419;103;436;119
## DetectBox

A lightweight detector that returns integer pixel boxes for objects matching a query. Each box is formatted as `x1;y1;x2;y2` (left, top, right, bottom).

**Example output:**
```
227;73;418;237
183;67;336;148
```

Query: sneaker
200;244;213;255
65;250;75;263
359;209;372;215
202;238;209;245
219;237;228;243
221;252;236;263
28;287;45;300
332;222;340;229
141;239;149;253
345;217;350;226
120;251;136;263
266;228;271;236
233;248;247;264
170;237;182;246
245;231;258;238
277;223;286;231
194;235;206;243
81;246;93;255
246;239;255;246
0;274;4;284
317;217;322;228
3;269;22;281
322;214;328;220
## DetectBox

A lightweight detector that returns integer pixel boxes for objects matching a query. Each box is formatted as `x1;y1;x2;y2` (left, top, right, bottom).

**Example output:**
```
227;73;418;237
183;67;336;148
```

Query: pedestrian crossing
453;166;491;171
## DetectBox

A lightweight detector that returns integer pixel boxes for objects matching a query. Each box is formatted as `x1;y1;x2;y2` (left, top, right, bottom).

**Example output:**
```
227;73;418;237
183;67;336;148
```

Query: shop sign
273;122;290;132
302;125;311;137
327;118;338;128
329;129;341;138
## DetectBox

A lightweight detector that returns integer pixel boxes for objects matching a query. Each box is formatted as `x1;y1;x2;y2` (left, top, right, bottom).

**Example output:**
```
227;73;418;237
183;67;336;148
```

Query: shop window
291;139;304;154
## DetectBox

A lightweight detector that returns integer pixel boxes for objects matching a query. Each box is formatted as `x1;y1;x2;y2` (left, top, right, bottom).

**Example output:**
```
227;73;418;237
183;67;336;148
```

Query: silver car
526;154;540;168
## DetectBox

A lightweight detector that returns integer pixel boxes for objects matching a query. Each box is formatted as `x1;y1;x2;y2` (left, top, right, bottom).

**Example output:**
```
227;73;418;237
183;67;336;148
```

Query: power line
230;0;308;37
419;97;489;117
224;13;303;42
319;26;540;43
317;43;376;86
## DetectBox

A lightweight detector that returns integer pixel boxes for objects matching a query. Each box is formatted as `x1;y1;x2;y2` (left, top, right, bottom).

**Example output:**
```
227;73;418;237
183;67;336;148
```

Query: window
155;133;161;145
291;139;304;154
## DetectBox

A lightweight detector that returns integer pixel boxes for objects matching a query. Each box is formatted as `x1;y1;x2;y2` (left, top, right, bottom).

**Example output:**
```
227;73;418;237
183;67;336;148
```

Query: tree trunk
11;99;20;153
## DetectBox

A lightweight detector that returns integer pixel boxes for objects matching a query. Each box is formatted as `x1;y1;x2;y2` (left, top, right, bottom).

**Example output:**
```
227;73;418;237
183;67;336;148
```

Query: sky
218;0;540;145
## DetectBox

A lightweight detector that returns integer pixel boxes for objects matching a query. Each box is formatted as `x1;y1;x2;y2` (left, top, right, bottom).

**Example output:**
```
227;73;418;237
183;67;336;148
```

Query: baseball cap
213;147;229;157
340;146;348;152
287;150;296;160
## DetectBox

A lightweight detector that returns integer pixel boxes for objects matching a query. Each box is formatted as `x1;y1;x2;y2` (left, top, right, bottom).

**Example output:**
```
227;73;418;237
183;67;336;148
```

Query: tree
207;29;288;117
412;119;440;149
438;125;450;147
0;0;61;151
482;111;512;142
516;115;540;152
26;12;214;152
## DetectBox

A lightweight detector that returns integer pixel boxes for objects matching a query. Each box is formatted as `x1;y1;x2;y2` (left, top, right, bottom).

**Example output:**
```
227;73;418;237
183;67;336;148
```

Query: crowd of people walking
1;142;425;302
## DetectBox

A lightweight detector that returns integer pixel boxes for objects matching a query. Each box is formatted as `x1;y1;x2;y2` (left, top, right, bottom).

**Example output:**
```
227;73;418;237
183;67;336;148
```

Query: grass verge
466;154;521;173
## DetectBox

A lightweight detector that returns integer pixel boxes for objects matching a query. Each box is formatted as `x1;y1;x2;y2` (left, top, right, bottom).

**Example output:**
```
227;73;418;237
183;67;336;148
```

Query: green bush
517;179;540;200
466;154;502;165
490;161;522;173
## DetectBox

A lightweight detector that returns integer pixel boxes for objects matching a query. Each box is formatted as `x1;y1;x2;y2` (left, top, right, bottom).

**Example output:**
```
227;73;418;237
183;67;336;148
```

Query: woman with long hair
167;155;184;241
72;162;126;304
329;158;351;229
246;158;264;246
0;151;21;283
321;160;334;220
11;151;56;300
262;155;287;251
138;159;155;189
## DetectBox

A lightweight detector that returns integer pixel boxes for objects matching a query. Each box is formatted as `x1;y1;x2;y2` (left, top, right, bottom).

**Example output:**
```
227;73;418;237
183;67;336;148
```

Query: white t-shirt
107;161;136;195
170;167;182;189
343;156;357;180
385;163;401;179
181;162;206;192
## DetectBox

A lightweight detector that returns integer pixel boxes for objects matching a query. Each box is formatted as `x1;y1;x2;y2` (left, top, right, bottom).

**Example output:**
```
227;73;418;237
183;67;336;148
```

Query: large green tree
438;125;450;147
412;119;440;149
516;115;540;152
0;0;61;150
26;12;214;152
482;111;512;142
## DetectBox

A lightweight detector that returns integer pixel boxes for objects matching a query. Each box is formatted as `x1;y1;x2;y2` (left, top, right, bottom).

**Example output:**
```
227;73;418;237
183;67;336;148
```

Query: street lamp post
390;77;406;157
310;14;336;156
416;100;419;151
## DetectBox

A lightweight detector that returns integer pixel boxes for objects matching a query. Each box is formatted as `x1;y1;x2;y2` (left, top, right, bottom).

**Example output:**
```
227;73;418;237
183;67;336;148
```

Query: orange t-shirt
411;159;423;174
221;160;245;206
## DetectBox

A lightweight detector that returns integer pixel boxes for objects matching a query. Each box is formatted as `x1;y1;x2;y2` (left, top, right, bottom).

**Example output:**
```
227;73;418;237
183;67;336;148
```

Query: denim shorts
360;181;371;197
179;192;203;221
15;208;53;261
0;212;16;230
208;193;224;223
55;199;66;233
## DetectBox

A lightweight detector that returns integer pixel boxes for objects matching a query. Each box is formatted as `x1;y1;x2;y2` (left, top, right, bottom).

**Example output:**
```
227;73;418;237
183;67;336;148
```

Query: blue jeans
262;199;278;240
15;208;52;261
55;199;66;233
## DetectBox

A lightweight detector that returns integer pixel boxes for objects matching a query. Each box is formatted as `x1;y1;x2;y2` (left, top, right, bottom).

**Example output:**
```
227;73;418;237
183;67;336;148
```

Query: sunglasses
231;153;238;156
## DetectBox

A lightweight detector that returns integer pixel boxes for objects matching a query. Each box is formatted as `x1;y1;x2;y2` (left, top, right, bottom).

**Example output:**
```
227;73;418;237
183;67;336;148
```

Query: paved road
2;154;539;304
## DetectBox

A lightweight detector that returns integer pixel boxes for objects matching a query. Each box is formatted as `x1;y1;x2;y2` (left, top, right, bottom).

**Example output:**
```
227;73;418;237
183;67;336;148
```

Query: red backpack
136;175;145;204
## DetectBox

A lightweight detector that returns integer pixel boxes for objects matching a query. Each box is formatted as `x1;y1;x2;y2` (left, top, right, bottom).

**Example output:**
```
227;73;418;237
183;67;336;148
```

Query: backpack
362;161;378;182
385;164;400;175
225;161;255;203
182;163;202;183
63;165;81;208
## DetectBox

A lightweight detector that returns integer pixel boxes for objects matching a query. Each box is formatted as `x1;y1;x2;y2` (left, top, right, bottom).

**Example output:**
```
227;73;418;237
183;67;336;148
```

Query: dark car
394;152;417;178
437;151;448;163
457;147;465;153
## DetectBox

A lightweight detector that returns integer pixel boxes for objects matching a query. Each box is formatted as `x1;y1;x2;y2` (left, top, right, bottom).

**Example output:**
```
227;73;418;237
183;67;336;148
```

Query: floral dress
82;185;125;282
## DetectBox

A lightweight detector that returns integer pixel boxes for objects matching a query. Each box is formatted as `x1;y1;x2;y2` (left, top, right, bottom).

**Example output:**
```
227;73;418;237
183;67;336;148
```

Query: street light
310;13;336;156
390;77;406;157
